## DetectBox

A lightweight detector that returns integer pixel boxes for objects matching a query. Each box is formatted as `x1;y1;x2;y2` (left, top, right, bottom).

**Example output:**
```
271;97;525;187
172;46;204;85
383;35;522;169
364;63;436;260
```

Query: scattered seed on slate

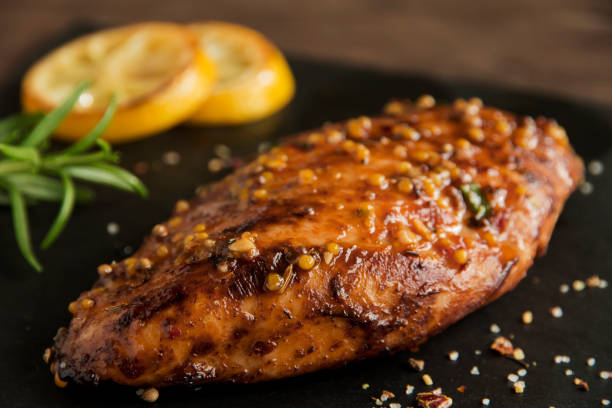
550;306;563;318
162;150;181;166
106;222;119;235
579;181;593;195
573;280;586;291
588;160;604;176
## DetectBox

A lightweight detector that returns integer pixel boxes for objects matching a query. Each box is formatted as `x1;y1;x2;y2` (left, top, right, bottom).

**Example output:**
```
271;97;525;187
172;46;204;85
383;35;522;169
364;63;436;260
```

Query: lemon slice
187;22;295;125
22;22;216;143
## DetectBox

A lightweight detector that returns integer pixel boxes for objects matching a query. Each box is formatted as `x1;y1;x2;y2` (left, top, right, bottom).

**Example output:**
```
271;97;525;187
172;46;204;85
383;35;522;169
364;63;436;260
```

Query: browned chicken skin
47;97;583;388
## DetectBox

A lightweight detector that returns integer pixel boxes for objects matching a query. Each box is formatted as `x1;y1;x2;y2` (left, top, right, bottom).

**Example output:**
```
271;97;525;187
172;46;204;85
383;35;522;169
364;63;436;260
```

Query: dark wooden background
1;0;612;106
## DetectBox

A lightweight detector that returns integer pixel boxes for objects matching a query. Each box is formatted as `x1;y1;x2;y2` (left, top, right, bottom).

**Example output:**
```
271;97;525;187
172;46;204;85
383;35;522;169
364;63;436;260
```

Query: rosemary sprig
0;81;147;272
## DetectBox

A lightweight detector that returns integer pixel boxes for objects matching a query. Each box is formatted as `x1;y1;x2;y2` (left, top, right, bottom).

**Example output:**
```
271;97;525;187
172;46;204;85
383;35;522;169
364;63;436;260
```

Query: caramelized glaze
48;97;583;387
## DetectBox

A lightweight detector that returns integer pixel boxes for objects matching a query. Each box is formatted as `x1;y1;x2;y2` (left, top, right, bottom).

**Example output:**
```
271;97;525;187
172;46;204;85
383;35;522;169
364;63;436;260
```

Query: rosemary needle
40;171;75;249
8;185;42;272
0;112;42;143
63;94;117;155
0;81;147;271
21;80;90;148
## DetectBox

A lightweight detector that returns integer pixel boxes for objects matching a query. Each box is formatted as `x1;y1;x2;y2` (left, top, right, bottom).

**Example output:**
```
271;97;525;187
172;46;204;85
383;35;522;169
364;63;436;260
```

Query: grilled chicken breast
47;97;583;388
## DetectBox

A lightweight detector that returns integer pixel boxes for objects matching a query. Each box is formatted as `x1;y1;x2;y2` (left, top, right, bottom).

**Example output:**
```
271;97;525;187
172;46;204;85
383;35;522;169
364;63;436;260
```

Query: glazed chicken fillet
48;97;583;387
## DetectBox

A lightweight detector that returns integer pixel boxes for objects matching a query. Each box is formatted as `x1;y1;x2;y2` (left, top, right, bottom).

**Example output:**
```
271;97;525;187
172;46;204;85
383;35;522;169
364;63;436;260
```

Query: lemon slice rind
187;22;295;125
22;22;216;143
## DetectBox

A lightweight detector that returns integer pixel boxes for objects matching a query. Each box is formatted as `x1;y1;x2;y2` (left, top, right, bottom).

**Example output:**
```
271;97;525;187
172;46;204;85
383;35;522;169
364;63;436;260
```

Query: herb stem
8;184;42;272
21;80;90;148
0;160;34;175
63;94;117;155
42;150;118;169
41;172;75;249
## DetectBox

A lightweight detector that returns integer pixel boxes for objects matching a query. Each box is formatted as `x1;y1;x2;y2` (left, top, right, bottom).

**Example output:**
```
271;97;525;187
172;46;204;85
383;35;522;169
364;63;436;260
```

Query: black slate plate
1;26;611;408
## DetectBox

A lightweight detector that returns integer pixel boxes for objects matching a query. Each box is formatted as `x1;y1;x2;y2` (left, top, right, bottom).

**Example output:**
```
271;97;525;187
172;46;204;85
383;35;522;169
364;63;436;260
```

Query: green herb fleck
460;182;492;220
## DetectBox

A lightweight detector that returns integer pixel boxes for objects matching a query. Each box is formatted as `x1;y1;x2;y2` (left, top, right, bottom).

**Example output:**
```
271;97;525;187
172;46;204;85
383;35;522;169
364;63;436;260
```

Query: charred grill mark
190;341;214;357
329;274;343;301
252;340;277;356
283;245;307;264
210;252;230;268
267;200;321;222
290;142;315;151
226;256;270;300
233;329;249;339
116;284;186;330
220;201;321;242
227;275;260;301
324;250;446;332
118;358;145;379
222;216;263;235
295;345;316;359
227;246;306;300
291;206;315;218
79;353;90;365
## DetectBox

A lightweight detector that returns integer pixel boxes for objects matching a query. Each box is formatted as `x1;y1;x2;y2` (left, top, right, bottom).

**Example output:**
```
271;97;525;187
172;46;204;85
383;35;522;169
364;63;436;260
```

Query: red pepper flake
456;385;466;393
490;336;514;356
574;377;590;391
165;326;181;339
416;390;453;408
